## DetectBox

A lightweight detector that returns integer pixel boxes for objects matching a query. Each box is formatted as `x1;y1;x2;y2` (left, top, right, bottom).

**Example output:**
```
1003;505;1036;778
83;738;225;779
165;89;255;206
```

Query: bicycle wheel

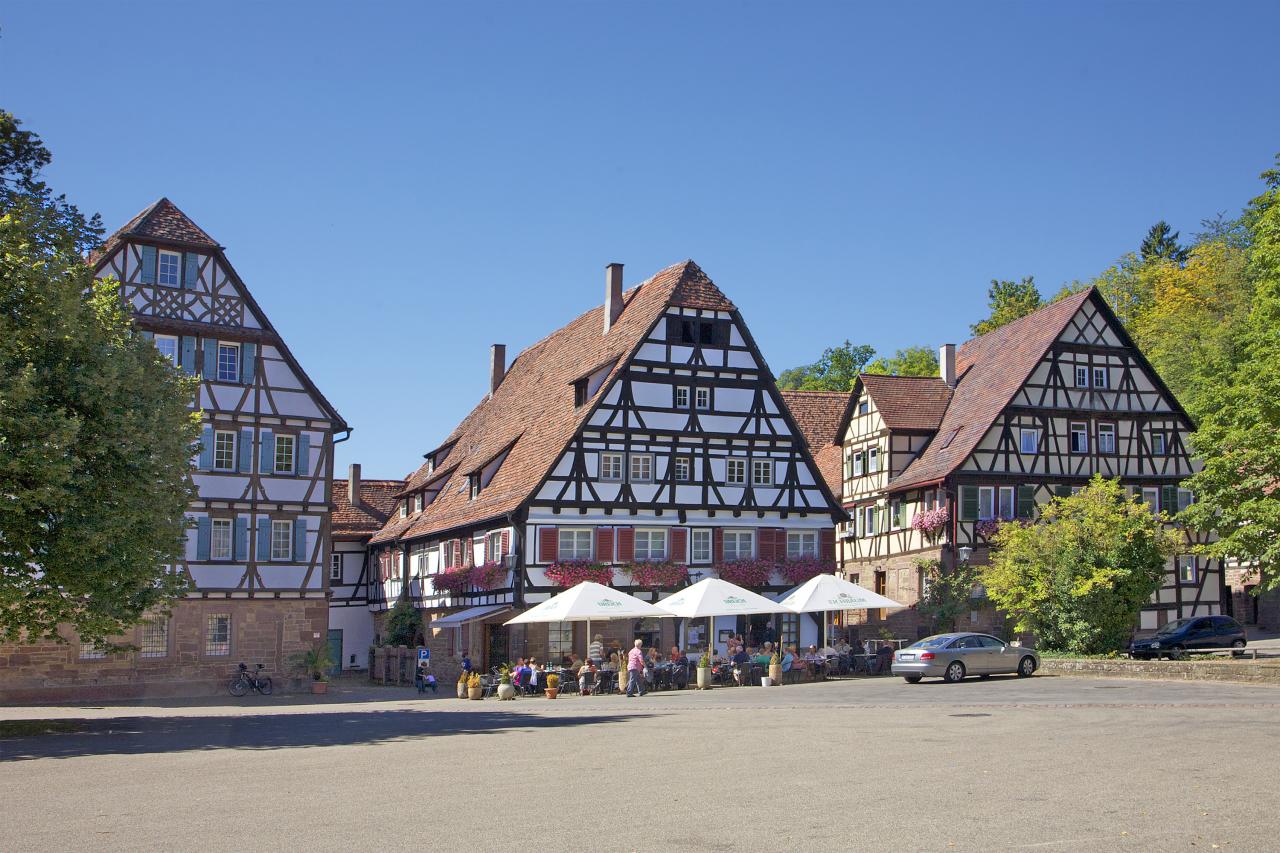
257;677;273;696
228;677;248;697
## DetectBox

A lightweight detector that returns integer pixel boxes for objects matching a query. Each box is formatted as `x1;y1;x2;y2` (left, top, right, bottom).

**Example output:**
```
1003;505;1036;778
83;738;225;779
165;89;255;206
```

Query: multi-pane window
674;456;691;482
216;343;239;382
548;622;573;659
852;451;864;477
1070;423;1088;454
787;531;818;559
978;486;996;521
600;452;623;482
274;434;296;474
863;506;878;536
1142;487;1160;515
726;459;746;485
1020;428;1038;454
780;613;799;649
675;387;690;409
154;334;178;364
867;447;879;474
723;530;754;560
213;430;236;471
998;486;1015;520
634;529;668;561
752;459;773;486
211;518;233;560
206;614;231;656
1177;489;1194;512
1178;555;1198;584
1097;423;1116;454
440;542;456;570
691;529;712;563
1151;432;1167;455
695;388;711;410
1074;366;1089;387
629;453;653;483
141;617;169;658
889;499;902;529
486;530;504;563
158;250;181;286
330;553;343;581
79;641;106;660
270;520;293;561
1093;367;1109;388
558;528;593;561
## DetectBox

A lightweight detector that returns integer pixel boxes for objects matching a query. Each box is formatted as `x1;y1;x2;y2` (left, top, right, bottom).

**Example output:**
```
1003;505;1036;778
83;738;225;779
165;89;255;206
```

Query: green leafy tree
970;277;1043;336
914;558;980;633
1140;220;1190;264
776;340;875;391
1183;156;1280;591
0;111;200;645
382;597;424;646
981;477;1179;654
865;345;939;377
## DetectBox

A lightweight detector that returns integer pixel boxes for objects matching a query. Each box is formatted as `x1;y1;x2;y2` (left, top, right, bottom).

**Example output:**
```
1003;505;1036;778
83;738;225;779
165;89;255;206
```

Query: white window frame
216;342;240;383
213;429;236;472
440;542;456;570
1019;428;1038;455
1151;432;1167;456
864;506;878;536
629;453;653;484
695;387;711;410
154;334;178;365
1178;555;1198;584
557;528;593;561
270;520;293;561
998;486;1015;520
158;250;182;287
274;434;296;474
485;530;504;563
330;553;343;582
852;451;864;477
1070;422;1088;454
600;452;624;482
673;456;691;482
210;518;233;561
675;387;690;409
79;641;106;660
205;613;231;656
1177;488;1194;513
1074;366;1089;388
634;528;668;561
690;529;712;564
722;529;754;560
889;499;902;529
867;447;879;474
751;458;774;486
726;458;746;486
1097;423;1116;454
857;400;870;415
978;486;996;521
1142;487;1160;515
1093;367;1109;388
786;531;818;559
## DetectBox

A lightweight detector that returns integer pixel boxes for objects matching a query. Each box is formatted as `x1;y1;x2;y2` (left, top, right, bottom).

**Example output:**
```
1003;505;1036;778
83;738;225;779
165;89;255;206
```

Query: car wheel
903;676;922;684
1168;644;1186;661
943;661;966;683
1232;639;1246;658
1017;656;1036;678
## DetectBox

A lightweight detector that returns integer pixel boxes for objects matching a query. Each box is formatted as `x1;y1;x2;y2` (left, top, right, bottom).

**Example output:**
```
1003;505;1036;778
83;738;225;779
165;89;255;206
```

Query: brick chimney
490;344;506;396
348;463;362;508
603;263;624;334
940;344;956;387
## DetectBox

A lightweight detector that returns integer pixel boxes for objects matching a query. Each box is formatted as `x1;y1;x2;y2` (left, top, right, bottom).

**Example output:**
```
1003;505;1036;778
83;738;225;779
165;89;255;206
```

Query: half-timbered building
329;465;402;671
835;288;1223;640
365;261;844;671
0;199;349;701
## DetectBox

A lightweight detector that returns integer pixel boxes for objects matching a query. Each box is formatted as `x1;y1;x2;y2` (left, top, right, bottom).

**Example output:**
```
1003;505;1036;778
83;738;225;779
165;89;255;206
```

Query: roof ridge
961;286;1094;351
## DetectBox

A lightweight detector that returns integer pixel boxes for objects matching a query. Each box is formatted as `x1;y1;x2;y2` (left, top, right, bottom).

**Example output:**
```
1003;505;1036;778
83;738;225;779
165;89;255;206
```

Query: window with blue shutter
237;428;253;473
259;430;274;474
233;517;248;561
198;426;214;470
203;339;217;378
196;517;212;561
183;253;199;289
296;434;310;476
139;245;157;284
293;519;308;562
180;336;197;375
240;342;257;385
256;518;271;562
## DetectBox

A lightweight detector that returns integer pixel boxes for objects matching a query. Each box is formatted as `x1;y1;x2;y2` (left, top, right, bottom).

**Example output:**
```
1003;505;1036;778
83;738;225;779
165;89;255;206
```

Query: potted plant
697;649;713;690
496;665;516;701
466;671;483;700
456;671;469;699
292;642;335;694
544;673;560;699
768;650;782;686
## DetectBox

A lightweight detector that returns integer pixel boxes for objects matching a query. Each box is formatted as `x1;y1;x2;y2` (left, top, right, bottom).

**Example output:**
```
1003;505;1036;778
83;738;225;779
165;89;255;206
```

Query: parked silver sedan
892;633;1039;683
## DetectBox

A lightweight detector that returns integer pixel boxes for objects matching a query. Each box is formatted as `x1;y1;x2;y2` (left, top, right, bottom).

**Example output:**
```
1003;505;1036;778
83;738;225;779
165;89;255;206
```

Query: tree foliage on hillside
1140;220;1190;264
969;276;1043;336
0;111;200;645
865;345;939;377
776;341;875;391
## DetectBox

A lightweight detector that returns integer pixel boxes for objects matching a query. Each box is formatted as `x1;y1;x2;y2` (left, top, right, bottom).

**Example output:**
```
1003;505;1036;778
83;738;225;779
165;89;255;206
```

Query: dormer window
469;474;481;499
158;250;182;287
573;378;588;407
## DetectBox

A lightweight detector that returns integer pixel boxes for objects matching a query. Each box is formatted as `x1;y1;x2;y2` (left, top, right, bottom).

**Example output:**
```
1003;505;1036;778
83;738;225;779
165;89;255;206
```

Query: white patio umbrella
655;577;791;659
504;581;668;666
778;574;905;648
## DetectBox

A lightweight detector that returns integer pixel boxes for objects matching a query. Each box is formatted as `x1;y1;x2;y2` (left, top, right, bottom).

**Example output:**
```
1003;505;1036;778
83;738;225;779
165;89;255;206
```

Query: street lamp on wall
958;546;973;564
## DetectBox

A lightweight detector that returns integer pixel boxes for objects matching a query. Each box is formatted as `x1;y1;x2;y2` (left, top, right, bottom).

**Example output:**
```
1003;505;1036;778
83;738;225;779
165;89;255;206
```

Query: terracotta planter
497;682;516;701
310;680;329;695
697;667;712;690
545;688;559;699
769;664;782;685
467;686;483;700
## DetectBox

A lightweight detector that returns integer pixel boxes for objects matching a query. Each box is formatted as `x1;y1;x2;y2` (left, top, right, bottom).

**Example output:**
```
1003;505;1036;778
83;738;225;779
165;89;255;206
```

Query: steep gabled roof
888;288;1095;491
858;374;953;432
371;260;734;545
332;479;404;537
778;389;848;497
92;197;219;263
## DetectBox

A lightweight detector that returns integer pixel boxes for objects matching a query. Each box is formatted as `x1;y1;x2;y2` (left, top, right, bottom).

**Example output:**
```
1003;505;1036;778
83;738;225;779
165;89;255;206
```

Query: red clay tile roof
92;197;219;263
332;479;404;537
889;288;1095;491
778;390;848;497
858;374;953;432
371;260;735;545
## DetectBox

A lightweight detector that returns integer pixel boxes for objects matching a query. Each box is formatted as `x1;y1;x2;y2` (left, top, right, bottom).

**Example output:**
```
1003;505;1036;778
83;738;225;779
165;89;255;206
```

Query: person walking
625;639;647;697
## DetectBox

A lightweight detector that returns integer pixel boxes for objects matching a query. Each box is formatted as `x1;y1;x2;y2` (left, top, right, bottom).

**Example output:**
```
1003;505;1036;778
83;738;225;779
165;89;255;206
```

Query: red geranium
432;566;473;593
545;561;613;587
716;559;773;587
624;560;689;589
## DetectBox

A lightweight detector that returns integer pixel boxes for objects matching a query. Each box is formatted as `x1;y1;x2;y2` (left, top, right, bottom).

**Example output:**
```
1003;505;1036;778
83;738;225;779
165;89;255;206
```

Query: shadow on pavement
0;709;653;762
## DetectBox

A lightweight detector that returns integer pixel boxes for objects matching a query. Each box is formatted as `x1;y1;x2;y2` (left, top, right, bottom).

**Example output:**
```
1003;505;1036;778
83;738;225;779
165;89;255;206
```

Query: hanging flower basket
469;561;507;590
975;519;1002;540
779;558;836;585
911;506;949;540
432;566;473;593
624;560;689;590
545;561;613;587
716;559;774;588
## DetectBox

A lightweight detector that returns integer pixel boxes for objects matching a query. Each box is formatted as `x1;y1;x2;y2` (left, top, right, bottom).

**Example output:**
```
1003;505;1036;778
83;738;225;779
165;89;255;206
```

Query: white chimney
940;344;956;387
489;344;506;396
603;263;624;334
348;463;361;508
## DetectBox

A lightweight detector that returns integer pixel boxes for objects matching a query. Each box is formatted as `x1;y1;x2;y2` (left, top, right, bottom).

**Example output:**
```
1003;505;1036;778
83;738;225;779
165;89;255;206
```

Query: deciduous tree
865;345;939;377
776;340;875;391
970;276;1043;336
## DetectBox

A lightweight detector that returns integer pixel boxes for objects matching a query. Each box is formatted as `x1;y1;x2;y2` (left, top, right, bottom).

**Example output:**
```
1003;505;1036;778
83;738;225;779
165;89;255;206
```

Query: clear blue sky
4;2;1278;479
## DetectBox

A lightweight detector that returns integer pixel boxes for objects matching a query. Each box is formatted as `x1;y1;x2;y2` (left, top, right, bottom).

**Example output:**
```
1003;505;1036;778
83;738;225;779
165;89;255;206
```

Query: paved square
2;675;1277;851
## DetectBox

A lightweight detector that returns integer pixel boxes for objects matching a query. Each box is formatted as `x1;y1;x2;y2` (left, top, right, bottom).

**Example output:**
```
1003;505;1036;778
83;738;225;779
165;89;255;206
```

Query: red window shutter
452;539;462;568
538;526;558;563
616;527;635;562
713;528;724;563
596;527;614;563
757;528;774;562
670;528;687;564
776;527;788;560
820;528;835;561
500;529;510;558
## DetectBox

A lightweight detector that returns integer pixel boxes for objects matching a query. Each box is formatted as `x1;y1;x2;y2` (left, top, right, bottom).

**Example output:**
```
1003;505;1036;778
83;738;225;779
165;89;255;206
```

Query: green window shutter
1017;485;1036;519
296;434;310;476
237;428;253;473
1055;485;1072;499
233;517;248;561
139;245;157;284
259;430;274;474
257;518;271;560
293;519;307;562
240;342;257;385
960;486;979;522
203;339;217;378
196;517;211;561
1162;485;1178;514
183;253;199;289
180;336;197;375
198;426;214;470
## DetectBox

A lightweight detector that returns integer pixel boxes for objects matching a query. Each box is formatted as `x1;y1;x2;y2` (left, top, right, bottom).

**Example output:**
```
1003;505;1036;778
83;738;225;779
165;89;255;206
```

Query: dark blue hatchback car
1130;615;1247;660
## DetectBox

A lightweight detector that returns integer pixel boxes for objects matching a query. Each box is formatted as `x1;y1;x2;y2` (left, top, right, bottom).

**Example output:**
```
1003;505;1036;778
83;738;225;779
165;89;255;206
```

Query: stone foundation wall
1041;656;1280;685
0;598;327;704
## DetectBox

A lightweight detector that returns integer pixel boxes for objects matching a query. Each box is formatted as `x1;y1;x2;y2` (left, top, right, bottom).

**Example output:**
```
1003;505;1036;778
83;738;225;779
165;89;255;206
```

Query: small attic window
858;399;869;415
468;473;481;500
939;427;961;449
667;316;728;346
573;378;588;407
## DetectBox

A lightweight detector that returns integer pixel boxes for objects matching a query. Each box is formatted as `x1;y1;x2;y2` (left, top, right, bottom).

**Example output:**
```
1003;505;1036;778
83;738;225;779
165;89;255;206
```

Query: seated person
669;645;687;664
752;648;773;666
780;648;795;673
804;644;826;678
834;637;852;655
874;643;893;674
577;659;596;694
731;647;751;685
